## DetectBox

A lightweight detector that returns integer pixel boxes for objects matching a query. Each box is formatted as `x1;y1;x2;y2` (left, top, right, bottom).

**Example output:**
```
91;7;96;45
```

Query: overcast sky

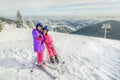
0;0;120;16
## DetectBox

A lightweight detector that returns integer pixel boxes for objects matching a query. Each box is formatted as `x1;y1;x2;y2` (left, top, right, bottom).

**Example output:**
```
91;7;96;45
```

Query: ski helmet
43;25;49;32
36;22;43;28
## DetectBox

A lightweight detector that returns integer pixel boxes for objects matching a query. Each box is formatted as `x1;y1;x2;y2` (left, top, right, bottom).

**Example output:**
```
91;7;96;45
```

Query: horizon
1;14;120;18
0;0;120;17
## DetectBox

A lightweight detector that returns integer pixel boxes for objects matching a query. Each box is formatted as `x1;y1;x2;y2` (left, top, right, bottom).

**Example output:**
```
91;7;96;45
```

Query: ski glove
37;37;42;41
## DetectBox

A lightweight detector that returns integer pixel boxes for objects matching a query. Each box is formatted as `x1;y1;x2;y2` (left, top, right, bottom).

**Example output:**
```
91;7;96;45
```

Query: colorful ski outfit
32;29;45;63
44;34;57;57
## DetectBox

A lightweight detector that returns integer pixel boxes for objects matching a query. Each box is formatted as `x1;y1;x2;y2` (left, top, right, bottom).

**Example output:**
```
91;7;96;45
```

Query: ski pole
31;57;37;72
52;47;65;64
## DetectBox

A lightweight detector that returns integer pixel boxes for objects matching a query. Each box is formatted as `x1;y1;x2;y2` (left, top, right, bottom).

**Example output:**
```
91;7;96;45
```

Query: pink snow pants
47;46;57;57
37;51;44;63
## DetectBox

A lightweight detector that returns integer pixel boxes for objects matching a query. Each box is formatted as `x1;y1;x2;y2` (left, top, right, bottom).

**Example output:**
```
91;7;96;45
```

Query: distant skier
32;23;45;66
43;26;59;63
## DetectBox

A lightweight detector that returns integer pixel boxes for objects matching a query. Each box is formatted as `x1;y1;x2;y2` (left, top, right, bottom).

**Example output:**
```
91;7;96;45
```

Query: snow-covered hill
0;26;120;80
72;20;120;40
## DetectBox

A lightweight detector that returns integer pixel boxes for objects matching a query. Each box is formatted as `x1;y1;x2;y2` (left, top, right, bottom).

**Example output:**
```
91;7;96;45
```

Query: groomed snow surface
0;26;120;80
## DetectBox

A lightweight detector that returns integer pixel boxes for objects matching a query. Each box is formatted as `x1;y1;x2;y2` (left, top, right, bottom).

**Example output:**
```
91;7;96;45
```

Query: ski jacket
44;34;54;48
32;29;45;52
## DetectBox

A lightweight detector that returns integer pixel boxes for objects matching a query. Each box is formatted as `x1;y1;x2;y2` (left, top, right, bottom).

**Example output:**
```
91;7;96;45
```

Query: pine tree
16;10;25;28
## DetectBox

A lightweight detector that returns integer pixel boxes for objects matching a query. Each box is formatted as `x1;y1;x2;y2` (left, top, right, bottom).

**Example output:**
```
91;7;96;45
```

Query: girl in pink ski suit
43;26;59;63
32;23;45;64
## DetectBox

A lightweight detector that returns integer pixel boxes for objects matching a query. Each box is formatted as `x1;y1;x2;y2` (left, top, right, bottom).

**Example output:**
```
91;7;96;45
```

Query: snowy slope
0;26;120;80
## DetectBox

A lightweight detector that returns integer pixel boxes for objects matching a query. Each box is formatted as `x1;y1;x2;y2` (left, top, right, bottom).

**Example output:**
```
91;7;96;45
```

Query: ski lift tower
101;23;112;38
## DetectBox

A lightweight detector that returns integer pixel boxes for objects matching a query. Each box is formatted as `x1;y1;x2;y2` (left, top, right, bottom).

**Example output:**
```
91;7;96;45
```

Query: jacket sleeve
32;29;39;39
45;34;53;45
49;34;53;43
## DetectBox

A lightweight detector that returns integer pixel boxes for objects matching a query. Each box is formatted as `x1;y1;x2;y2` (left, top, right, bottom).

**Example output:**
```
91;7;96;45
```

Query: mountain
72;20;120;40
0;25;120;80
0;17;16;24
52;19;101;33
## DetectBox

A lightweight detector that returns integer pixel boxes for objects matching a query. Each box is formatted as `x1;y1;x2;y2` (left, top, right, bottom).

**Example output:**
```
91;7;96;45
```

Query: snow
0;25;120;80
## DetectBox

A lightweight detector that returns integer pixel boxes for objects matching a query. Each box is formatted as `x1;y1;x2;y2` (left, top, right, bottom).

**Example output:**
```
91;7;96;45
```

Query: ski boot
50;56;55;63
54;55;59;64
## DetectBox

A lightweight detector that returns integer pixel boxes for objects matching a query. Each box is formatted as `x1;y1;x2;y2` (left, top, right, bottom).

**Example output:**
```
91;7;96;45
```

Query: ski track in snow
0;27;120;80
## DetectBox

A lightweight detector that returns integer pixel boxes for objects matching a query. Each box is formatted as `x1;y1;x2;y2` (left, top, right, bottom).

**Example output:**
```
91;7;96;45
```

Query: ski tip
31;70;33;72
54;77;59;80
62;62;65;64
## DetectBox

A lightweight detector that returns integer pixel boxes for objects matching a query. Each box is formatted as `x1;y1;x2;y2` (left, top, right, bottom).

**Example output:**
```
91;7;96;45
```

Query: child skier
43;25;59;64
32;23;45;66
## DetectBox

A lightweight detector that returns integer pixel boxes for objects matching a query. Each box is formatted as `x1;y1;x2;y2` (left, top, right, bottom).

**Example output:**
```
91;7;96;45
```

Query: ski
45;61;66;75
36;65;59;80
44;63;57;70
55;62;66;74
